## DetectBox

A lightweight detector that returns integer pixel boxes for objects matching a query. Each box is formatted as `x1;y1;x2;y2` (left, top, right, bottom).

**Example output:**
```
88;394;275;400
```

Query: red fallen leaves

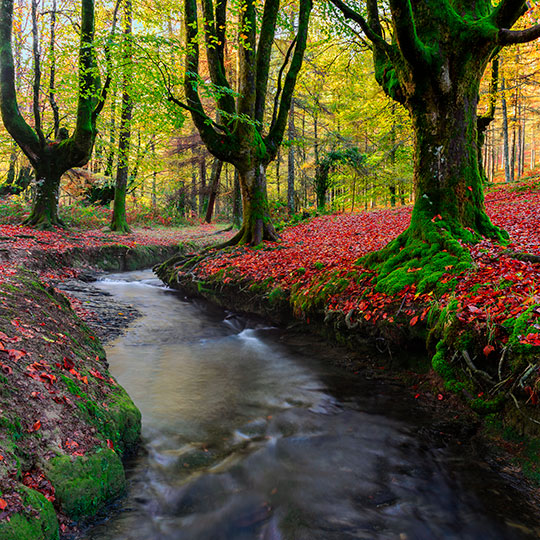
22;470;55;503
483;344;495;357
106;439;115;451
0;348;27;362
520;333;540;346
28;420;41;432
90;368;106;380
0;498;7;510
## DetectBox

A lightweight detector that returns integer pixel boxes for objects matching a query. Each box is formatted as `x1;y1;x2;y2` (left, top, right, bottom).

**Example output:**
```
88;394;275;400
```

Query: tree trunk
407;84;501;241
205;158;223;223
501;77;512;183
227;164;279;246
232;168;242;228
25;166;63;228
287;103;295;215
110;0;133;233
199;155;207;217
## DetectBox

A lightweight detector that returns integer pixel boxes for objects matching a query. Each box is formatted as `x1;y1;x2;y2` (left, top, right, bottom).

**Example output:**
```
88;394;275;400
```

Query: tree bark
287;102;295;215
230;164;279;245
501;77;512;183
0;0;102;229
205;158;223;223
110;0;133;233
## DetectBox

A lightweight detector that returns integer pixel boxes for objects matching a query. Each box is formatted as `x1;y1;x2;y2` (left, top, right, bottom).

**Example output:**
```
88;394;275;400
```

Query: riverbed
76;269;540;539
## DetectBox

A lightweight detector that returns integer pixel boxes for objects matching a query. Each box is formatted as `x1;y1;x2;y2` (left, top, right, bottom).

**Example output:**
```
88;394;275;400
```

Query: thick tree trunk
226;164;279;246
407;84;502;242
25;166;63;229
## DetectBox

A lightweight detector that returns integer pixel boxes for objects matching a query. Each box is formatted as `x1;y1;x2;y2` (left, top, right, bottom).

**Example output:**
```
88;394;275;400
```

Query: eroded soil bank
0;226;232;539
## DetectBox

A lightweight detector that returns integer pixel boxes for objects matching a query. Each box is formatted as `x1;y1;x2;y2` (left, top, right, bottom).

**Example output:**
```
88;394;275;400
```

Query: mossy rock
46;448;125;519
0;485;59;540
104;386;142;455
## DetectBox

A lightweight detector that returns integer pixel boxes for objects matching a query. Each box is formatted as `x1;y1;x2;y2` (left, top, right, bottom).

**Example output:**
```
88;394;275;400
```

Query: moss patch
0;486;59;540
46;448;125;519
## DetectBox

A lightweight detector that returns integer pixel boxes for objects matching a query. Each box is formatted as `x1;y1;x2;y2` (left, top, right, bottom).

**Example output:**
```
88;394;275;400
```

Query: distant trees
0;0;106;229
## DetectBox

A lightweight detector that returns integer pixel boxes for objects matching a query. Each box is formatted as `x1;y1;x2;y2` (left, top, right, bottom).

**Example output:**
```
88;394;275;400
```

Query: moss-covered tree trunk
330;0;540;291
180;0;312;246
0;0;104;230
407;79;501;241
235;164;279;245
26;166;63;227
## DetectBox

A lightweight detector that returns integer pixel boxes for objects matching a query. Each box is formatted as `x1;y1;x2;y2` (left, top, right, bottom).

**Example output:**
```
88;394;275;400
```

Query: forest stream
73;270;540;540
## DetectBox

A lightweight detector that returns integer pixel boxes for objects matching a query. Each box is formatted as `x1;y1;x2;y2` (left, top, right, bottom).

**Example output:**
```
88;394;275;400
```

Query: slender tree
331;0;540;288
0;0;105;229
176;0;312;245
110;0;134;233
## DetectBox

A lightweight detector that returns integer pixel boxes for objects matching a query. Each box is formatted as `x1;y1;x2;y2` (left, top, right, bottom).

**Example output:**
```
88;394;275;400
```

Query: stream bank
0;228;232;539
154;229;540;489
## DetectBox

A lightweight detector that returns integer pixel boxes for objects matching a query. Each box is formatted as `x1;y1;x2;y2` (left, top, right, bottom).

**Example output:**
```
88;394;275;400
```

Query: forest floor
0;221;232;539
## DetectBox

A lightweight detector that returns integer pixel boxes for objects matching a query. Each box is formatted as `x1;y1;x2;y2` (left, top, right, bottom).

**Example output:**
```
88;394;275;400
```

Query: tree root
504;250;540;264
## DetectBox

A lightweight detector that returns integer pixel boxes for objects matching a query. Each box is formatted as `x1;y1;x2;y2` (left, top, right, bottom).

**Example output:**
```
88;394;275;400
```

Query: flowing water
80;270;540;540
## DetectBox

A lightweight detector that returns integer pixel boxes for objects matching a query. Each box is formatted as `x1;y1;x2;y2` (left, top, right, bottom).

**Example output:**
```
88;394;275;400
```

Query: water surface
80;270;539;539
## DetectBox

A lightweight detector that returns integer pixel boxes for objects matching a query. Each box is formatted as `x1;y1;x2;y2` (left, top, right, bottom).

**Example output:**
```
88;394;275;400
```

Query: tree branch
0;0;40;164
271;35;297;128
31;0;45;146
265;0;312;162
388;0;429;68
254;0;280;124
499;23;540;44
330;0;392;54
493;0;527;29
70;0;100;154
93;0;121;120
201;0;235;116
49;0;60;138
184;0;235;162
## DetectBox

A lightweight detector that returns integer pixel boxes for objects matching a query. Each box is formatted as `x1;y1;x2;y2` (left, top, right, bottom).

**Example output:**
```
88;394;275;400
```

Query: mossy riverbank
0;231;232;539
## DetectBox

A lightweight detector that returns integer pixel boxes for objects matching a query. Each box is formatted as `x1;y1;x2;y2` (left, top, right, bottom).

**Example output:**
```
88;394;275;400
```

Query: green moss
46;448;125;519
268;286;287;305
470;395;504;415
0;486;59;540
432;340;454;380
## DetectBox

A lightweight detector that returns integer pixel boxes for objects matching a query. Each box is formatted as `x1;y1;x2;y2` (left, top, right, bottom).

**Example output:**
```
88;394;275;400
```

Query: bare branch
499;23;540;44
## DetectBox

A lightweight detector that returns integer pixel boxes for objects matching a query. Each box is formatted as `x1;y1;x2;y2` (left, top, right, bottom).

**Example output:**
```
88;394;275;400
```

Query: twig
462;349;495;383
